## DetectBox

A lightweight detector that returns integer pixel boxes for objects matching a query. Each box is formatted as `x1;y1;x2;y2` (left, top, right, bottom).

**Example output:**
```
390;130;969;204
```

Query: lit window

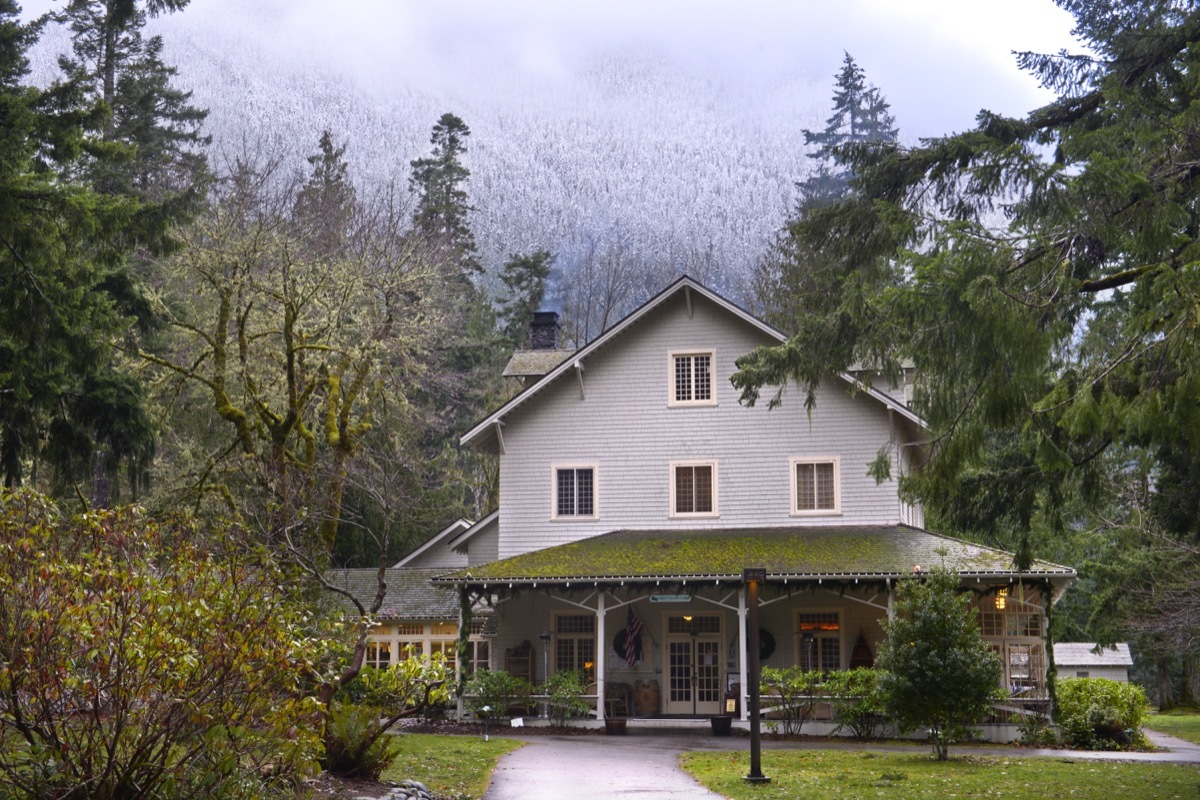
796;612;841;672
669;351;715;406
554;614;596;682
671;461;717;517
553;465;596;518
791;458;840;514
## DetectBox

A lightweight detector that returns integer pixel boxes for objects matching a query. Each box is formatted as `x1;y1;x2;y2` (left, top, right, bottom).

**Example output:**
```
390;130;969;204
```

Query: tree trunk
1157;658;1177;711
1181;654;1200;709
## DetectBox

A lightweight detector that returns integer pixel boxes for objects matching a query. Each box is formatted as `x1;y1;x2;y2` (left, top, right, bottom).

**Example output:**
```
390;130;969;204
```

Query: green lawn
382;733;523;799
1144;709;1200;745
681;750;1200;800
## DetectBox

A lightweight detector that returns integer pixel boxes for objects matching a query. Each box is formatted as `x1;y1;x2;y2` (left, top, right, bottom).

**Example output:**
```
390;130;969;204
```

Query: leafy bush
1017;704;1059;747
0;490;323;800
544;670;590;726
323;701;402;780
760;666;824;735
875;567;1005;760
1056;677;1149;750
325;653;450;776
824;668;889;739
462;669;532;720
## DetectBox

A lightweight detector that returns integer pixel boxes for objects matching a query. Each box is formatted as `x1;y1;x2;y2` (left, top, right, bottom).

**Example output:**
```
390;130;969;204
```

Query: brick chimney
530;311;560;350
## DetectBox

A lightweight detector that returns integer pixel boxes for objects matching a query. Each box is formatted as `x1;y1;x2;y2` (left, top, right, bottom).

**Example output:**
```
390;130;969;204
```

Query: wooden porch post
738;587;748;722
596;592;606;722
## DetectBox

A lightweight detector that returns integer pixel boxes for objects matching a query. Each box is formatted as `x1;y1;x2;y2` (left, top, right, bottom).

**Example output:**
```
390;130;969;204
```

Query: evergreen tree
498;249;554;348
876;567;1002;760
0;1;153;496
753;53;897;328
733;1;1200;701
409;112;480;278
57;0;209;247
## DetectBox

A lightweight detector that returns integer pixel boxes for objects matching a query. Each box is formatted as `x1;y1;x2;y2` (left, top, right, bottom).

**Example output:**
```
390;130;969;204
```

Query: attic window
553;465;596;518
670;461;717;517
669;351;715;406
791;458;840;515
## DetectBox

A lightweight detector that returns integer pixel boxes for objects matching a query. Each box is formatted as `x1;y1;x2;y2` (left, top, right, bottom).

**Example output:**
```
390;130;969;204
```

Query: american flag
623;607;644;667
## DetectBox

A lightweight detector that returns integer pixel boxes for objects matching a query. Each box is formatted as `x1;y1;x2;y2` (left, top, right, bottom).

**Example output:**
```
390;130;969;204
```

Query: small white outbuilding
1054;643;1134;682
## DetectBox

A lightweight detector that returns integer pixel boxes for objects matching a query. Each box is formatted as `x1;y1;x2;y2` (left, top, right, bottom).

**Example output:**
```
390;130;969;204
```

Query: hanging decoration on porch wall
757;628;776;661
614;608;645;666
849;629;874;669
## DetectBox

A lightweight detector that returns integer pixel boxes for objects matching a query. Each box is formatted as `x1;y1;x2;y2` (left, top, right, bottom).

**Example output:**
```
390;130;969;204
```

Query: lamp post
743;568;770;784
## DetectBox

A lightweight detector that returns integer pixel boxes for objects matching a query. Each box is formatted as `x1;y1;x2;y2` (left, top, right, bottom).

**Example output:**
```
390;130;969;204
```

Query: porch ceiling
432;525;1076;586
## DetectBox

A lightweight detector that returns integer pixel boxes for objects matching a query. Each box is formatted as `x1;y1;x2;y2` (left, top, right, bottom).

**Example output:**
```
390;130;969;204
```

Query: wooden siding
495;291;920;559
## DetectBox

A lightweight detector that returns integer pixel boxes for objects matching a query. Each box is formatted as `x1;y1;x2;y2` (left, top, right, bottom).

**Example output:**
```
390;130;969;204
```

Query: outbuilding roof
1053;642;1134;667
433;526;1075;587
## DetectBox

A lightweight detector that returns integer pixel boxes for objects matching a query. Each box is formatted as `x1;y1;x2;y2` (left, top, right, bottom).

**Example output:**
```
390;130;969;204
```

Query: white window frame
669;460;719;518
551;463;598;520
789;457;841;516
667;350;717;407
793;609;843;672
553;613;597;681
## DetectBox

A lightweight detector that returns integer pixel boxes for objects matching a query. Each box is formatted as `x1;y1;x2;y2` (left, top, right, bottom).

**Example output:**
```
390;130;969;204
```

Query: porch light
996;588;1008;610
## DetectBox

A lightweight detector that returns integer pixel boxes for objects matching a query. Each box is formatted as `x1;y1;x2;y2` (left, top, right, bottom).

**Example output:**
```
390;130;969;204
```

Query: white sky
21;0;1082;139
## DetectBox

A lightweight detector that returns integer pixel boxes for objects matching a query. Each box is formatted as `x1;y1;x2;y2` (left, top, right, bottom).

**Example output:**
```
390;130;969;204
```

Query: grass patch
381;732;522;799
680;750;1200;800
1144;708;1200;745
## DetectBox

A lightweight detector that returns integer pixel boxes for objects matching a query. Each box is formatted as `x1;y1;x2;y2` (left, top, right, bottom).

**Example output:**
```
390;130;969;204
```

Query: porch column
596;592;606;722
887;579;895;621
738;587;748;722
456;587;466;721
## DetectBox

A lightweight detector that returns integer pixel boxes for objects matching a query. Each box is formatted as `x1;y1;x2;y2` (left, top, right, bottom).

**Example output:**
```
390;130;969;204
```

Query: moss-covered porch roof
433;526;1076;586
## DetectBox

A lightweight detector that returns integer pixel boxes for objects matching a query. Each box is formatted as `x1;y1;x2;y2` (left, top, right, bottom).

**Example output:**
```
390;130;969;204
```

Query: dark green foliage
410;111;479;277
824;667;889;740
1056;677;1149;750
543;669;589;726
876;567;1003;760
499;249;555;348
463;669;532;720
323;701;402;780
760;666;824;735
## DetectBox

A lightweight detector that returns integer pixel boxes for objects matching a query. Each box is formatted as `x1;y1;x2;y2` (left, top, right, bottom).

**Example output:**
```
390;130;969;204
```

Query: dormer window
791;457;840;515
669;350;715;407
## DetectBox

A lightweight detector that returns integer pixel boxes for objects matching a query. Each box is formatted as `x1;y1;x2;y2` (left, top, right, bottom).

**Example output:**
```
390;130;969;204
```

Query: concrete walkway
481;728;1200;800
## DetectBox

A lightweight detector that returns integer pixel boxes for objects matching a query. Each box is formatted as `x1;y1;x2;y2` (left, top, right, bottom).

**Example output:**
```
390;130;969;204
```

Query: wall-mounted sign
649;594;692;603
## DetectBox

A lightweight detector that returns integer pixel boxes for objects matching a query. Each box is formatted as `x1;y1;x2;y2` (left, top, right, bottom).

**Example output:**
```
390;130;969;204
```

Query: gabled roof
392;518;472;568
324;568;463;620
449;509;499;553
1053;642;1134;667
461;276;926;451
432;526;1075;587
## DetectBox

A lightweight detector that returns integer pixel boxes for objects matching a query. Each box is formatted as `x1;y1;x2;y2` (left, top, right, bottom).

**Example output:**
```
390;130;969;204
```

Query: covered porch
434;526;1076;725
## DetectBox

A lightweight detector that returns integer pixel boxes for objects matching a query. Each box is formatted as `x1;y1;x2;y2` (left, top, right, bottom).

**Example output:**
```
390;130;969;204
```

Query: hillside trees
498;249;554;348
410;111;480;280
0;2;156;500
732;0;1200;699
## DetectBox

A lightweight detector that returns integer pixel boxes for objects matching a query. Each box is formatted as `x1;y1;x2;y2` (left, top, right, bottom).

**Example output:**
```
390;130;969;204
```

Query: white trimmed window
554;614;596;682
795;611;842;672
670;460;718;517
669;351;716;406
790;457;840;515
553;465;596;518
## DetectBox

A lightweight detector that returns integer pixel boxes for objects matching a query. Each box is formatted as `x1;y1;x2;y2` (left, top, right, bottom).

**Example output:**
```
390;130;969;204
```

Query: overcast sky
22;0;1082;139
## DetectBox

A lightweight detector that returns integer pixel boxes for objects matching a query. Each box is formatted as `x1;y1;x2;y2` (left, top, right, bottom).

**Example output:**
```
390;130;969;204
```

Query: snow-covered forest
29;8;828;310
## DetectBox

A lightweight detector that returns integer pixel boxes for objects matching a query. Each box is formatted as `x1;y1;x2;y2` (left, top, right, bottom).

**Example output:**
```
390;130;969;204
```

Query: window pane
674;356;692;402
557;469;575;516
576;469;593;515
694;355;711;400
797;463;815;510
676;466;694;513
693;465;712;513
816;462;835;509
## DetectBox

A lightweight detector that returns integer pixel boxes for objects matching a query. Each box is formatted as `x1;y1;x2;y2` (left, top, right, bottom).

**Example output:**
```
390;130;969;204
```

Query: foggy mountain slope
28;8;828;304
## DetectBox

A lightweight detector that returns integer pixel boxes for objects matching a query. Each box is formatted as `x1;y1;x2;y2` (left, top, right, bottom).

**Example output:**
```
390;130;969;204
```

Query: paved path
481;728;1200;800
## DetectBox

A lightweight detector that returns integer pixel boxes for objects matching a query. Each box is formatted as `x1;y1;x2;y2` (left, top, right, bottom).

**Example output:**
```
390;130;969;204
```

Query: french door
665;615;722;715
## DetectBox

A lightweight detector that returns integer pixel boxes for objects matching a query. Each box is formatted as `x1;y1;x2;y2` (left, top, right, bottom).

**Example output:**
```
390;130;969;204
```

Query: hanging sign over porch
649;594;692;603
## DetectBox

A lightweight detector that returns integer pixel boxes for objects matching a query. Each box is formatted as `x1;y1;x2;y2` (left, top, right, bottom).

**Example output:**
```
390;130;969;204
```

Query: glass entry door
665;615;722;716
